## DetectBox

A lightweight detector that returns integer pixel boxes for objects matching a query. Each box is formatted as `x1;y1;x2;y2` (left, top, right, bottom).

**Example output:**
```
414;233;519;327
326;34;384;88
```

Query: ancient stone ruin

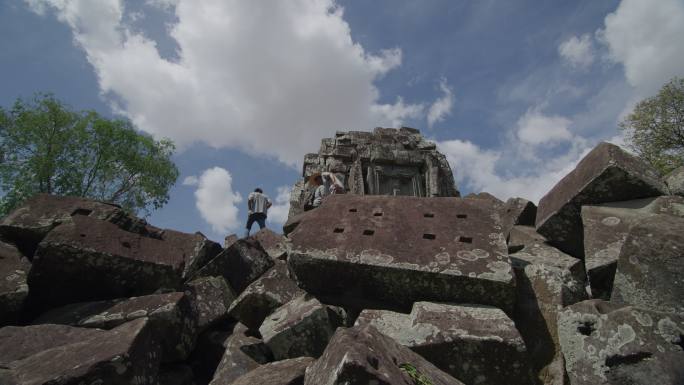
1;128;683;385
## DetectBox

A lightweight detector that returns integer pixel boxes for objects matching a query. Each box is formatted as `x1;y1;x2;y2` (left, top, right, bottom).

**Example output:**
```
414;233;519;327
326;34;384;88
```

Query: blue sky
2;0;683;242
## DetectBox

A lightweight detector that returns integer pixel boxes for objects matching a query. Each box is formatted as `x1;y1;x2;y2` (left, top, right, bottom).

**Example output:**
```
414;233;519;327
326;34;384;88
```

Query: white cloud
516;108;573;145
182;175;198;186
427;78;454;128
266;185;291;228
598;0;684;95
558;34;594;69
193;167;242;234
25;0;431;167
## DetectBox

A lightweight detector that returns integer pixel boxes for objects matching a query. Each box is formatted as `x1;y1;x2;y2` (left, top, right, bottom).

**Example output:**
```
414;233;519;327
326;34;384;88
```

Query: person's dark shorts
246;212;267;230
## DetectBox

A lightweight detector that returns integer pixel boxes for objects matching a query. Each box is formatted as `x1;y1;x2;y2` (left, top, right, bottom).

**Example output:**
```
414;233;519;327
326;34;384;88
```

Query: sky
1;0;683;242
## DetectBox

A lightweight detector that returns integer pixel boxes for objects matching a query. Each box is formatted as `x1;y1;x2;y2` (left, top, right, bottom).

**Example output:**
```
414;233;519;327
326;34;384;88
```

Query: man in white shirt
245;188;272;237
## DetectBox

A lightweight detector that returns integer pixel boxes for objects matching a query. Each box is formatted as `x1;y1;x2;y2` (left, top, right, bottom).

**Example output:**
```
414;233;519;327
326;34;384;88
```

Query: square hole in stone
373;212;383;217
349;208;358;213
459;236;473;243
333;228;344;233
423;233;436;240
71;208;92;216
424;213;434;218
457;214;468;219
363;229;375;236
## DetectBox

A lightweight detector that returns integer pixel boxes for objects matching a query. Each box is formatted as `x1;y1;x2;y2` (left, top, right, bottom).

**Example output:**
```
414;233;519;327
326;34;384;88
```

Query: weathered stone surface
158;229;223;279
665;165;684;196
0;241;30;326
464;191;504;204
252;228;289;260
184;276;236;331
355;302;534;385
0;318;160;385
502;197;537;237
230;357;313;385
288;194;514;312
259;294;344;360
190;238;274;294
27;215;191;309
304;324;465;385
509;225;588;385
209;323;272;385
611;214;684;314
224;233;238;248
582;196;684;299
228;260;305;330
536;142;667;259
558;299;684;385
33;292;197;362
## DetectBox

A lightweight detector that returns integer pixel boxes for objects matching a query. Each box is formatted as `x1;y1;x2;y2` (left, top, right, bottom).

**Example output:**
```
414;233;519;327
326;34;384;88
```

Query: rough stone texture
464;192;504;204
0;318;160;385
184;276;236;331
209;323;272;385
27;215;193;310
509;225;588;385
228;260;305;330
0;241;30;326
190;238;274;294
611;214;684;314
502;197;537;238
535;142;667;259
252;228;289;260
558;299;684;385
304;324;465;385
157;229;223;279
582;196;684;299
288;127;460;218
259;294;344;360
665;165;684;196
32;292;197;362
355;302;534;385
224;233;238;248
230;357;314;385
288;194;514;313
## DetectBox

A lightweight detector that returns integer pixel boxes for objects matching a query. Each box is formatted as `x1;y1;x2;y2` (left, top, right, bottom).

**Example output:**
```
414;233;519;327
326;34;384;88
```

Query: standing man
245;188;272;237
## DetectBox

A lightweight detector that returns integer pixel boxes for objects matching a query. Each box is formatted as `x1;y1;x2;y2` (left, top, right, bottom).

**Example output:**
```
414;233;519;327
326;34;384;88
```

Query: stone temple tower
288;127;460;218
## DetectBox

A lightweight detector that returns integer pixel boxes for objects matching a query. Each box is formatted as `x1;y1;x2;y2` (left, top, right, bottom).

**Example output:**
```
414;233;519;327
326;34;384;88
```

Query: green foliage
0;93;179;216
620;77;684;175
399;363;434;385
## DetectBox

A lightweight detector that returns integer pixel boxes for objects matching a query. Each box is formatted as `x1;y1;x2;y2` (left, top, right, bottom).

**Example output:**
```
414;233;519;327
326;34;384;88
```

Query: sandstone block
502;197;537;237
0;241;30;326
665;165;684;196
228;260;305;330
230;357;314;385
355;302;535;385
536;142;666;259
259;294;344;360
252;228;289;260
611;214;684;314
288;195;514;313
304;324;465;385
209;323;272;385
0;318;160;384
184;276;236;331
558;299;684;385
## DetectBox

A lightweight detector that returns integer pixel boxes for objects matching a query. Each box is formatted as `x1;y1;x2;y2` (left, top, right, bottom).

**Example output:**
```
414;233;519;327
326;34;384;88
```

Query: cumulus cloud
182;175;198;186
427;79;454;128
266;185;291;227
25;0;431;166
598;0;684;94
558;34;594;69
192;167;242;234
516;109;573;145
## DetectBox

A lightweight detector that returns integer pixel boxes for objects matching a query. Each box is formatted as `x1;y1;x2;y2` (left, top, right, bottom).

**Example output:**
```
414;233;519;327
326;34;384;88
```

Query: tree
0;93;179;216
620;77;684;175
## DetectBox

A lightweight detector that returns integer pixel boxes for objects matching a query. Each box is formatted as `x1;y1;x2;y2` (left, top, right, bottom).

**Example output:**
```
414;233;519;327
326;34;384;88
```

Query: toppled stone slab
224;233;238;248
231;357;314;385
502;197;537;237
209;323;272;385
558;299;684;385
355;302;534;385
27;215;193;309
259;294;345;360
665;165;684;196
536;142;667;259
582;196;684;299
304;324;465;385
32;291;197;362
509;226;588;385
253;228;289;260
0;318;160;385
0;241;30;326
188;329;232;384
185;276;236;331
158;229;223;278
190;238;274;293
228;260;305;330
288;194;514;312
611;214;684;314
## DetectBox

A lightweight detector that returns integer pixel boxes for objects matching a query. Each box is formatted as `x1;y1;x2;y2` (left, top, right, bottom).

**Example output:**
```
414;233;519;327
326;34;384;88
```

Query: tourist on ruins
245;187;272;237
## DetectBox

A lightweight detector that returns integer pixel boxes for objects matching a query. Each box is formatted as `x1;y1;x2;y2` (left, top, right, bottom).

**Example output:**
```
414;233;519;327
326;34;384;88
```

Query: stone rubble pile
1;128;683;385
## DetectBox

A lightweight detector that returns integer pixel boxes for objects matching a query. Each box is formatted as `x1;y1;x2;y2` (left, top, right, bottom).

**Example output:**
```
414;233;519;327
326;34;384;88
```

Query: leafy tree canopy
0;93;179;216
620;77;684;175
